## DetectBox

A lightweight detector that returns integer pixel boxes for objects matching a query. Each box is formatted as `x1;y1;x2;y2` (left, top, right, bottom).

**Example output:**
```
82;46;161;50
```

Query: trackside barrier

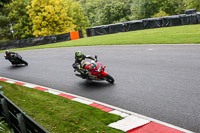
0;30;83;50
86;10;200;37
0;92;49;133
0;9;199;50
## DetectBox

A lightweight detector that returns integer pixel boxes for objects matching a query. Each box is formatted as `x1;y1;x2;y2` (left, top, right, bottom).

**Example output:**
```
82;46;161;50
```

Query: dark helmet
5;50;9;55
75;51;83;61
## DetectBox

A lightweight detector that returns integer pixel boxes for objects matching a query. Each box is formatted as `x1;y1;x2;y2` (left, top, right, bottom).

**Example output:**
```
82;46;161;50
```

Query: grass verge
0;24;200;53
0;81;123;133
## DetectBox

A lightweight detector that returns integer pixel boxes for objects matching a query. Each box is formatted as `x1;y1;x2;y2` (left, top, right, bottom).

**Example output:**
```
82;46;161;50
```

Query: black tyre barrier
90;25;110;36
197;12;200;24
186;14;198;24
162;15;181;27
86;10;200;37
0;31;83;50
179;14;188;25
108;23;126;34
86;28;92;37
184;9;197;14
142;18;162;29
0;93;49;133
124;20;143;32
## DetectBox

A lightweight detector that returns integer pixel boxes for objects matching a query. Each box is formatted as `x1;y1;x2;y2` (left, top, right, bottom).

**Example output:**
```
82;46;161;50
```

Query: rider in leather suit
73;51;95;79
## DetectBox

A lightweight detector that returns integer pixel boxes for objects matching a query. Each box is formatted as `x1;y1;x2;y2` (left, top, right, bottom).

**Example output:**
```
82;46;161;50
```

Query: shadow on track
79;80;115;90
7;65;28;70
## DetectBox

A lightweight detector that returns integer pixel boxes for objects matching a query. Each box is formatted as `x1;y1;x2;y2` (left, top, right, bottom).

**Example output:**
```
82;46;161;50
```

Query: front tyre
21;60;28;66
105;74;114;84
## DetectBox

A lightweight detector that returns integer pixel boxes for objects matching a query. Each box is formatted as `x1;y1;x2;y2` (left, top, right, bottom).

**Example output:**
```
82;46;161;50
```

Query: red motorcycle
73;56;114;84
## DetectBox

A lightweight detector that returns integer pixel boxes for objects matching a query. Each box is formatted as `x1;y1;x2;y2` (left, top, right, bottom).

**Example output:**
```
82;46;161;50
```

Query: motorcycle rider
73;51;95;79
5;50;18;60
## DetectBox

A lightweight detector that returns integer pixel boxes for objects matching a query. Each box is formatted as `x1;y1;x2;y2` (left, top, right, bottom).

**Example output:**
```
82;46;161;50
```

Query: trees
27;0;89;37
27;0;75;37
1;0;200;43
0;0;11;8
77;0;131;26
187;0;200;11
0;0;89;42
5;0;33;39
0;0;33;43
131;0;174;19
97;1;131;25
68;0;89;31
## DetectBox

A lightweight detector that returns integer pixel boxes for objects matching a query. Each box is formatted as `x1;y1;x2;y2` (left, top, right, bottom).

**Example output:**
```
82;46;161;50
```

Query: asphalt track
0;44;199;132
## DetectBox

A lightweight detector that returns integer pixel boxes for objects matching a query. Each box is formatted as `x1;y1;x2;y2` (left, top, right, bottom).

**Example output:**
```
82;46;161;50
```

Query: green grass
0;81;123;133
0;24;200;53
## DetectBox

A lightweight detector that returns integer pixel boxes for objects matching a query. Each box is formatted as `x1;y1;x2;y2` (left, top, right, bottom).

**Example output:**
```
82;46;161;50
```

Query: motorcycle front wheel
105;74;114;84
21;60;28;66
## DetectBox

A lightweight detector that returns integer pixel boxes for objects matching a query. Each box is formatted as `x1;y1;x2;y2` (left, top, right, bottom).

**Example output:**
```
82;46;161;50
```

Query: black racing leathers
5;52;19;60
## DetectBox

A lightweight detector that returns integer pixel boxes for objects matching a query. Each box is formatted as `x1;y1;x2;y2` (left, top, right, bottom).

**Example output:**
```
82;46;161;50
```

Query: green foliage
1;0;200;42
0;118;14;133
132;0;174;19
0;0;11;8
152;10;169;18
0;0;33;42
78;0;132;26
5;0;33;39
0;13;10;41
187;0;200;11
131;0;200;20
68;0;90;31
97;1;131;25
27;0;76;37
169;0;187;14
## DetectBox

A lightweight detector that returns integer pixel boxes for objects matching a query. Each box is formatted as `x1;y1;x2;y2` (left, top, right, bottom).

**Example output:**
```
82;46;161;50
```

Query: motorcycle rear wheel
105;74;114;84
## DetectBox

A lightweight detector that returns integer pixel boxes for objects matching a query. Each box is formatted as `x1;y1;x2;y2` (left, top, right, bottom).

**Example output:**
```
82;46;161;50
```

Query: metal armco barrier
0;93;49;133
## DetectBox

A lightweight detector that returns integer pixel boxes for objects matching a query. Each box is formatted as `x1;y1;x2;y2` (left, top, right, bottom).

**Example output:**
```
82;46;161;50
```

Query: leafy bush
0;118;14;133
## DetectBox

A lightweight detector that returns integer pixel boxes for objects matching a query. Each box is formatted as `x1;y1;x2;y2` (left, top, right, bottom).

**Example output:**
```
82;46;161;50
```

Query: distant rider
5;50;18;60
73;51;95;79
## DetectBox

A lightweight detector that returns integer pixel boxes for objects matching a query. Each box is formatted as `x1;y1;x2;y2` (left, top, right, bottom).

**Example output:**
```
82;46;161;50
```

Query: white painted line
47;90;61;95
72;98;93;105
5;80;16;84
23;84;37;88
0;76;195;133
108;115;150;132
120;113;130;118
109;110;129;118
148;48;153;50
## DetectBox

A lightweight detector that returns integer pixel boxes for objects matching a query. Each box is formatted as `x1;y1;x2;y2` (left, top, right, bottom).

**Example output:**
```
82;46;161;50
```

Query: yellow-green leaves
27;0;76;37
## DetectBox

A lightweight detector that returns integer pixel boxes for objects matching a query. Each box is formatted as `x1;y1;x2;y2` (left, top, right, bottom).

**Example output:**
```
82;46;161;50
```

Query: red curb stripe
0;78;8;81
58;93;76;99
14;82;25;85
127;122;184;133
34;87;48;91
90;103;113;112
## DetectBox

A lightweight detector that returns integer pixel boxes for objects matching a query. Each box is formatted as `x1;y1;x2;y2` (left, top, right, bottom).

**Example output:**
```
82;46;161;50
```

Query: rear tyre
105;74;114;84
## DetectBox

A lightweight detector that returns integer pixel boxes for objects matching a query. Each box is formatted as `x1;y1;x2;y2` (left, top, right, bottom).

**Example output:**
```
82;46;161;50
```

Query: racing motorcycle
5;53;28;66
72;56;114;84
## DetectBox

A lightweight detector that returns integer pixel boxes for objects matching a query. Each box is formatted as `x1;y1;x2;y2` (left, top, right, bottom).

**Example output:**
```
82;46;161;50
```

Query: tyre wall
0;31;83;50
86;9;200;37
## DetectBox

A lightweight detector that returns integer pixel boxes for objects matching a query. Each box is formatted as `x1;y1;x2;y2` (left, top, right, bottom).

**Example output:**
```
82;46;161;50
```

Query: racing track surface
0;44;200;132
